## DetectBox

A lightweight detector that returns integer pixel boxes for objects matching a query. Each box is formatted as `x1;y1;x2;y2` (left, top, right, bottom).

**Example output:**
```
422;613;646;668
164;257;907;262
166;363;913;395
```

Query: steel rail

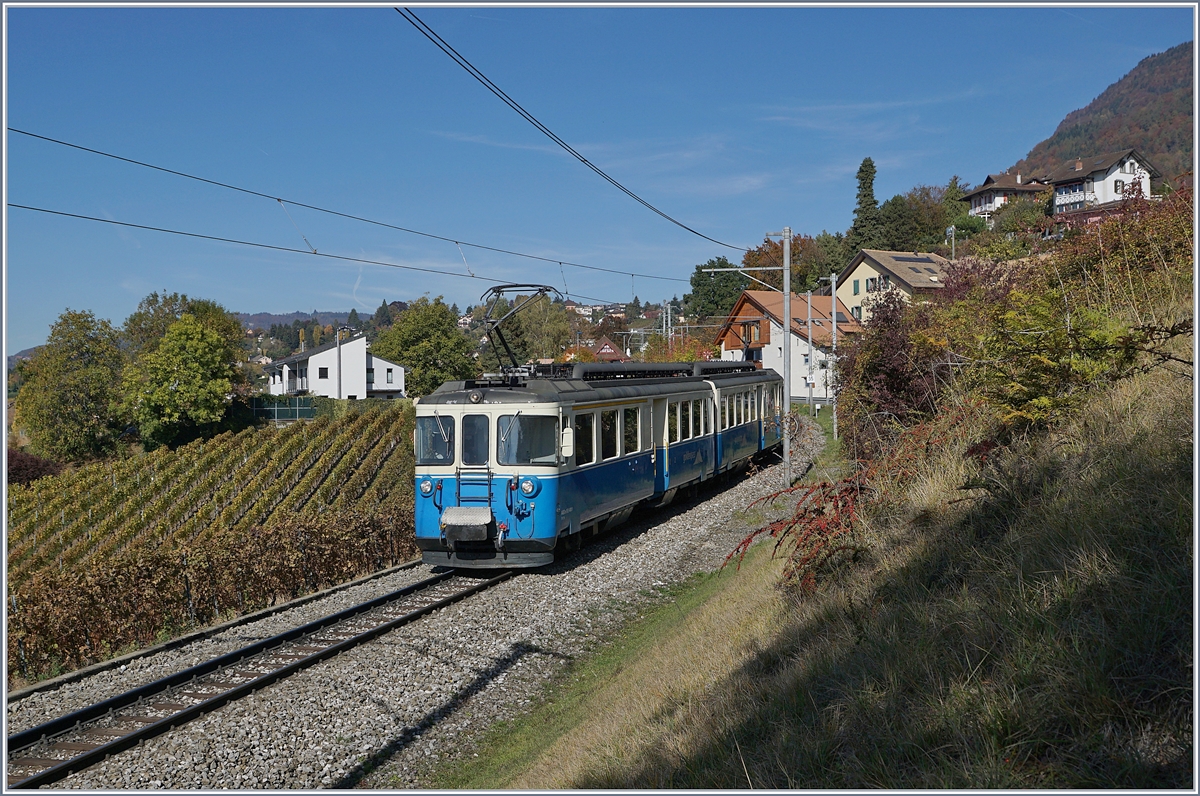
7;570;512;789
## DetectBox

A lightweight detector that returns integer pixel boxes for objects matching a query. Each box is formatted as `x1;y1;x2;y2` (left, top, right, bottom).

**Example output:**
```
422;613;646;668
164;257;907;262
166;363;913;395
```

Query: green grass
425;560;759;789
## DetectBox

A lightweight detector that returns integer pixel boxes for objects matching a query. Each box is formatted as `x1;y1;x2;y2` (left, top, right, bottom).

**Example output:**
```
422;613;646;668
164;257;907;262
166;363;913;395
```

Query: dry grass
509;541;789;789
564;365;1192;789
430;362;1191;789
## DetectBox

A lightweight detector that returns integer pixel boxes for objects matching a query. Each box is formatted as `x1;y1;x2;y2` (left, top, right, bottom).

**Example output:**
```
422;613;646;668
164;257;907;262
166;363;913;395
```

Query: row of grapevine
7;451;160;554
8;431;254;584
6;404;414;593
8;506;418;684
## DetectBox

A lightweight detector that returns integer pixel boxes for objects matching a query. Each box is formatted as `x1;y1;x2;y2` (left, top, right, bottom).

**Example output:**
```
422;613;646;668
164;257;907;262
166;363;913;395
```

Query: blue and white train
413;361;784;568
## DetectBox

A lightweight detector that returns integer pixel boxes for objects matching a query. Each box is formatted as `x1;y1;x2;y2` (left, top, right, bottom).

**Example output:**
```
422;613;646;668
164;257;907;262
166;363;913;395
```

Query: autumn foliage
8;508;417;682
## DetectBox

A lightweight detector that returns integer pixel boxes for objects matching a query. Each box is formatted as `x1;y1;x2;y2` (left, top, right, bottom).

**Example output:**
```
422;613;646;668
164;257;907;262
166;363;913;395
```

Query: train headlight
519;477;539;497
420;479;434;496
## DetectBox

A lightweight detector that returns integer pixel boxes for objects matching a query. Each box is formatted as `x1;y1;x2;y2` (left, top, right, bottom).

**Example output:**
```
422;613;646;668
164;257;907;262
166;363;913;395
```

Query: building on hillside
590;335;630;362
1043;149;1160;216
961;172;1050;226
264;333;406;400
714;290;862;405
836;249;950;324
457;314;472;330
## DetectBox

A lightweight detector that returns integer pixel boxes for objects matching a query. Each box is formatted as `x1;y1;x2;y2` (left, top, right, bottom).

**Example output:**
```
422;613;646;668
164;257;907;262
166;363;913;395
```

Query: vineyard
7;402;417;685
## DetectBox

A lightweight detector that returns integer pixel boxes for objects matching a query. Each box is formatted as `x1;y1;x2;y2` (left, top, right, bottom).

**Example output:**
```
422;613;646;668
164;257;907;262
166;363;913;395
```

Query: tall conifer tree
848;157;884;252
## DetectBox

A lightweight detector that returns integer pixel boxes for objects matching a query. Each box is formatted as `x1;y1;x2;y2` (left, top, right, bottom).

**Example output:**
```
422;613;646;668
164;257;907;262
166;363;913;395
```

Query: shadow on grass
571;384;1193;789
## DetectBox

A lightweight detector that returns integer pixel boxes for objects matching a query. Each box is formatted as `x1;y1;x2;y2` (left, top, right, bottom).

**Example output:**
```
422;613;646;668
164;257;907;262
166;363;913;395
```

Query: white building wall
367;353;405;397
307;336;368;399
721;317;835;406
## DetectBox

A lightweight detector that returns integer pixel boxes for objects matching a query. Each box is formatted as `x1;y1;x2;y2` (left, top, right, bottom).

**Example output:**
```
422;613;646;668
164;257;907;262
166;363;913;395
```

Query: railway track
6;569;511;789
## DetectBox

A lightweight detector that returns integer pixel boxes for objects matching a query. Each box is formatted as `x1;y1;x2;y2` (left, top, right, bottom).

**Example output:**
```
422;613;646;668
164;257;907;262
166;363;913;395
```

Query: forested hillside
1012;40;1193;182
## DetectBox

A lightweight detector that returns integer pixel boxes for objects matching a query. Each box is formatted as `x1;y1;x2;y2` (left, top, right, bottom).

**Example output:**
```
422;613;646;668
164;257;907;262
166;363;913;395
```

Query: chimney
1075;159;1083;171
1017;173;1022;184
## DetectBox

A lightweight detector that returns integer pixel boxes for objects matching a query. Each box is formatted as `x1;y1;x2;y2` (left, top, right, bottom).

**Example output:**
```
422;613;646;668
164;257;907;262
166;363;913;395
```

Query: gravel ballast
10;460;809;790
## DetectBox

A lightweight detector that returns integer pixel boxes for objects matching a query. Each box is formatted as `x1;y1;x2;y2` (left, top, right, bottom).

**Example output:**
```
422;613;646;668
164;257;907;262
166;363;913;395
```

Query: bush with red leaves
7;448;63;486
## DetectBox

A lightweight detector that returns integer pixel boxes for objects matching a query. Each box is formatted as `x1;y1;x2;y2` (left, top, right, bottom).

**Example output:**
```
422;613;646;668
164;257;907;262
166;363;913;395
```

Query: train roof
416;362;781;407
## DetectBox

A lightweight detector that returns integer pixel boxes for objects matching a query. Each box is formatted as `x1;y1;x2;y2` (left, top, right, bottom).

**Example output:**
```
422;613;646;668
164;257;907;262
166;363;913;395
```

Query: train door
652;397;669;493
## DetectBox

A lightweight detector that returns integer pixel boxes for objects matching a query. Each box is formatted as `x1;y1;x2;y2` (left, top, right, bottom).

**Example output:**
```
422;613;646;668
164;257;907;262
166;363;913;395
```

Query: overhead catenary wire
7;203;625;307
8;127;690;284
395;7;748;254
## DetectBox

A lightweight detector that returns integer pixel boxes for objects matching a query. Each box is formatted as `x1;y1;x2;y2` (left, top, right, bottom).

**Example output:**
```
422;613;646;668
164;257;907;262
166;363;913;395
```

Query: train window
691;399;701;438
668;402;679;444
721;396;728;430
415;415;455;464
498;415;560;465
682;401;692;440
601;410;619;460
623;407;639;454
462;415;490;466
751;391;758;421
575;413;595;465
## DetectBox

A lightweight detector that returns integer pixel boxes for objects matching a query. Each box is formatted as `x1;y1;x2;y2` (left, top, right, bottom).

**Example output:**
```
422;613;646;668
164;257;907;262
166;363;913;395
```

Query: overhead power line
395;7;747;254
7;127;690;284
7;203;625;307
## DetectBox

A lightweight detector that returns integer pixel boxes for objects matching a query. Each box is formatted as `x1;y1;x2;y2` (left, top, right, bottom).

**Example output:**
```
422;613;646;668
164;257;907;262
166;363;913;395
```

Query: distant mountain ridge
235;301;408;332
1012;41;1193;182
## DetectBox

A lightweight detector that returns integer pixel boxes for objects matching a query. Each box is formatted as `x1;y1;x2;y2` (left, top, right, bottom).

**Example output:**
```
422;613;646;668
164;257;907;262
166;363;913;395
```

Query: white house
960;172;1050;226
714;290;863;406
1044;149;1160;215
265;333;406;400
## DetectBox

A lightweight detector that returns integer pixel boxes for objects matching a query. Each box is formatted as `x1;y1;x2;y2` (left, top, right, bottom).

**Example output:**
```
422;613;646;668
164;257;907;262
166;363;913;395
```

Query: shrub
7;448;63;486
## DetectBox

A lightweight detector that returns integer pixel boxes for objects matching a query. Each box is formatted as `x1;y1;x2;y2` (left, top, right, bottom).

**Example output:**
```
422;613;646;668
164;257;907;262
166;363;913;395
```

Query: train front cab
413;402;564;568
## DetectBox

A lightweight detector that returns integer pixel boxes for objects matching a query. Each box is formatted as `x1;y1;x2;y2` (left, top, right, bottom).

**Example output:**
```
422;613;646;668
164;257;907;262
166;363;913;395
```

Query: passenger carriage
413;361;784;568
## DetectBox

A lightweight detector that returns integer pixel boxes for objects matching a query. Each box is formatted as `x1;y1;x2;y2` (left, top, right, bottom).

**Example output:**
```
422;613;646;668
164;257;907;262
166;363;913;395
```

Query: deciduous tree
121;314;236;448
12;309;126;461
372;297;476;396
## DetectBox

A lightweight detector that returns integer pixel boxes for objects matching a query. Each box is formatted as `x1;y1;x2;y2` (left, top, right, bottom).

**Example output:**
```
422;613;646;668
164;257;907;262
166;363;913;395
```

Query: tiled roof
716;291;862;349
266;333;365;369
843;250;950;291
1044;148;1162;184
960;173;1049;200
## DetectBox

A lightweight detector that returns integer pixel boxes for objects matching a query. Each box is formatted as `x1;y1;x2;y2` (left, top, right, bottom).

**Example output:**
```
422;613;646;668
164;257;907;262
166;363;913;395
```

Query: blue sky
4;4;1193;354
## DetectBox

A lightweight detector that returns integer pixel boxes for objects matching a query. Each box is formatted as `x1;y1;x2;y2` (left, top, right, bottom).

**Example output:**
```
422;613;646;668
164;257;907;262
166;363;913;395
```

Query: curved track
6;570;510;789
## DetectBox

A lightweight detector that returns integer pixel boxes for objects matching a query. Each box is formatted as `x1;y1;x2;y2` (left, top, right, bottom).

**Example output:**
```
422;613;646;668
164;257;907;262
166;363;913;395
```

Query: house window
852;306;862;321
386;368;394;384
1115;179;1125;195
881;275;891;288
318;367;328;379
866;277;877;293
853;279;860;295
366;368;374;384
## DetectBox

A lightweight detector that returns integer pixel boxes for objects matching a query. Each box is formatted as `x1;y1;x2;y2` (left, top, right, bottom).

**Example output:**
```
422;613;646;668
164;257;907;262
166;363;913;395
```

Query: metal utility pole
947;225;956;260
806;290;814;415
766;227;792;487
829;272;839;441
820;271;840;440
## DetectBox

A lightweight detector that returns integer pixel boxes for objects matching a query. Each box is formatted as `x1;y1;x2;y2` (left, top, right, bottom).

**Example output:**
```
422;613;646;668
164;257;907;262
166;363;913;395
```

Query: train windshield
462;414;490;466
415;415;455;464
498;415;559;465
